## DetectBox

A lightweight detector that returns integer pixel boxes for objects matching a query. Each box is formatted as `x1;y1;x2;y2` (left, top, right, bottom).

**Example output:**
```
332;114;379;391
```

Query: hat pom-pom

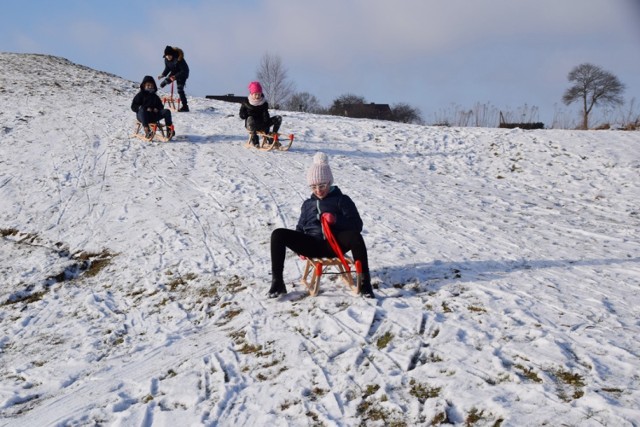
314;152;329;165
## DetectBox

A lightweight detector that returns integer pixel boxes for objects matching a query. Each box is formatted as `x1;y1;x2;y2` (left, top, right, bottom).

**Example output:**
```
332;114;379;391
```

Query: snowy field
0;52;639;426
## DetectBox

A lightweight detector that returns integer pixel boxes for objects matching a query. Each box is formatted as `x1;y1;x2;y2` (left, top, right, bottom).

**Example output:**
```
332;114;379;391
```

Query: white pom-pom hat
306;152;334;186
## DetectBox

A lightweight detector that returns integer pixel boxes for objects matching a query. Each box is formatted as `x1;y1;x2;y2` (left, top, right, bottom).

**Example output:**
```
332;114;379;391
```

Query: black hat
163;46;176;58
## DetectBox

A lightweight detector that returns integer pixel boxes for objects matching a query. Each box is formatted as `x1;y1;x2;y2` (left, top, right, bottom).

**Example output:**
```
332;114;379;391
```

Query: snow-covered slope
1;52;639;426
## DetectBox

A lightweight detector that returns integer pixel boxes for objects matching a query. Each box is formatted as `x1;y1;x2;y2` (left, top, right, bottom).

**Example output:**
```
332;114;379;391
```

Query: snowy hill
1;52;639;426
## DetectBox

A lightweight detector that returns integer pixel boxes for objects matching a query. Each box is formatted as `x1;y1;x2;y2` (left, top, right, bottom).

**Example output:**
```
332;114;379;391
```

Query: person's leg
177;81;188;110
334;230;375;298
161;109;173;126
246;117;260;146
270;115;282;133
246;116;258;132
269;229;333;296
161;109;174;138
137;109;153;138
136;109;149;128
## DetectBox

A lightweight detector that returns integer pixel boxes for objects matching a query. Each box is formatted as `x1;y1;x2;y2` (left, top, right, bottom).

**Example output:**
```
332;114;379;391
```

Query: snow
1;52;639;426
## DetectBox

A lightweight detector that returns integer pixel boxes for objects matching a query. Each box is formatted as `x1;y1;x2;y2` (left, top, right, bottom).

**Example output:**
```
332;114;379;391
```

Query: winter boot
166;125;175;140
251;132;260;147
359;277;375;299
267;278;287;299
178;105;189;112
144;126;153;140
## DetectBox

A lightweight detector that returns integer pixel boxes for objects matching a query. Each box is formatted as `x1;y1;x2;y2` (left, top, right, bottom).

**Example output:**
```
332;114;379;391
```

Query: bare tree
390;103;424;124
284;91;323;113
562;63;625;129
256;53;294;110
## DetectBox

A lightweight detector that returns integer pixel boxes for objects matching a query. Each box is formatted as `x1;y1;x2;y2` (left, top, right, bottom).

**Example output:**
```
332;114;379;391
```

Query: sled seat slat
300;256;359;297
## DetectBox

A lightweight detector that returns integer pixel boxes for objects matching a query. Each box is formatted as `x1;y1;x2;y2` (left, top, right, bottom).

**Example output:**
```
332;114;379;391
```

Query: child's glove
322;212;336;225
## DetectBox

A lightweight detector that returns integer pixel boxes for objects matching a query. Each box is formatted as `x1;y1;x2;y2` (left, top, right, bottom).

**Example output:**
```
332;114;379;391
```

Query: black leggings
270;228;370;282
246;116;282;134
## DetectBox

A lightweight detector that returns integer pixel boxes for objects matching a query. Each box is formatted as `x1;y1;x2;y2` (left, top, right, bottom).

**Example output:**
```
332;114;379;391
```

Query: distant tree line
256;53;424;125
256;53;637;130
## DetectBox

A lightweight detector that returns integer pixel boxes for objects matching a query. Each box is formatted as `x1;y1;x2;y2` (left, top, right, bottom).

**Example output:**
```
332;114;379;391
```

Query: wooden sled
299;215;363;297
132;121;169;142
245;131;294;151
161;81;181;112
301;256;361;297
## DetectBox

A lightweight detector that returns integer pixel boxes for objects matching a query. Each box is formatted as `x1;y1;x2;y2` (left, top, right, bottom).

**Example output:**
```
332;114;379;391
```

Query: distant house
205;94;245;104
341;103;392;120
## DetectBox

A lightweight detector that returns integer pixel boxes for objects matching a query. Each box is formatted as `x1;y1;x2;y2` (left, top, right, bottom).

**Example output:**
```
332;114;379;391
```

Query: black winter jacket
160;48;189;83
296;186;363;239
239;99;271;127
131;76;164;112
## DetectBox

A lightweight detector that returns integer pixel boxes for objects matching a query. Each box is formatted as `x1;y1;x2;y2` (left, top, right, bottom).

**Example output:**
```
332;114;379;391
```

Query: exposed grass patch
426;352;443;363
228;330;246;344
307;387;328;402
2;290;47;306
166;272;197;291
550;368;585;401
376;331;394;349
279;399;296;411
409;379;441;403
600;387;623;396
363;384;380;398
0;228;37;243
513;364;542;383
441;301;452;313
467;305;487;313
199;282;219;299
222;308;242;321
226;275;246;293
160;369;177;380
74;249;115;277
464;408;503;426
356;397;406;427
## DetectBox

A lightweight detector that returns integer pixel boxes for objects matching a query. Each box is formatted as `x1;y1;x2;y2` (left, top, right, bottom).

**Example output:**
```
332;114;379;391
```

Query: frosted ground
0;52;639;426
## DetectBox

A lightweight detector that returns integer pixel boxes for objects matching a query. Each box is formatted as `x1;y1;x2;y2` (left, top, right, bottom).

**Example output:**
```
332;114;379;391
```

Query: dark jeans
246;115;282;134
270;228;370;283
177;81;188;107
137;108;172;128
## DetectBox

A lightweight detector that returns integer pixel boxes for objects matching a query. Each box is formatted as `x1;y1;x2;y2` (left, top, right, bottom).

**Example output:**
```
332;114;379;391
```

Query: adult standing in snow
131;75;175;140
268;152;375;299
158;45;190;112
239;81;282;147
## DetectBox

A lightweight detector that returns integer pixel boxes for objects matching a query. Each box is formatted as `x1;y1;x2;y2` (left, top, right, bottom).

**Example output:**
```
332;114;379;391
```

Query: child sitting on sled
239;81;282;147
131;75;175;140
268;152;376;299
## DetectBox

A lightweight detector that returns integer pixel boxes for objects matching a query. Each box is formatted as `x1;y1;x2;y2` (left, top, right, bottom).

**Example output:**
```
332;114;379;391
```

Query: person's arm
131;93;142;112
335;195;363;232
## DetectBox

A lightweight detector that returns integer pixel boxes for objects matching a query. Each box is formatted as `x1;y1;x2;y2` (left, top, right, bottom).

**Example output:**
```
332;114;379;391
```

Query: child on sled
131;75;175;140
239;81;282;147
268;152;376;299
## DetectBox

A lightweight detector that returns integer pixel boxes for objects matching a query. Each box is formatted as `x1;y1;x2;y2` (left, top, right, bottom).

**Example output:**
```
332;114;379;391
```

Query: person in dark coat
239;81;282;147
158;46;190;112
131;75;175;140
269;152;375;299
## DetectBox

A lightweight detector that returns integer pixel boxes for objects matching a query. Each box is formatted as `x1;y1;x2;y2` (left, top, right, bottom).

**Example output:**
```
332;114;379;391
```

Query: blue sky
3;0;639;125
